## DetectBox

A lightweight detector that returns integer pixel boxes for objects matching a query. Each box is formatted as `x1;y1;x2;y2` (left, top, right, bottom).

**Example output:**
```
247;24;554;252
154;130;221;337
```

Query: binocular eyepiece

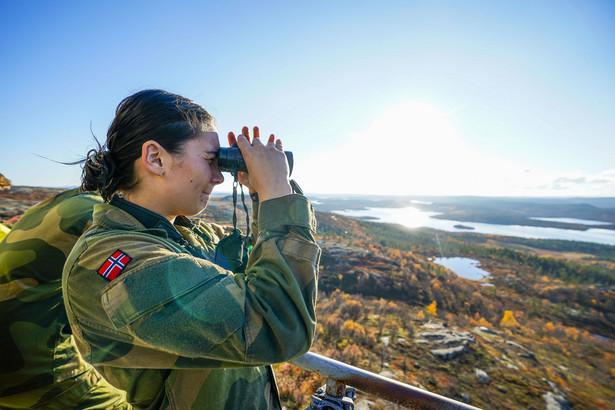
217;144;294;176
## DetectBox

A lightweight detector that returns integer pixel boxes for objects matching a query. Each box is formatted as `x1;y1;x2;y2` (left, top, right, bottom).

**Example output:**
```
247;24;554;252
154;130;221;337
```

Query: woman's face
162;130;224;217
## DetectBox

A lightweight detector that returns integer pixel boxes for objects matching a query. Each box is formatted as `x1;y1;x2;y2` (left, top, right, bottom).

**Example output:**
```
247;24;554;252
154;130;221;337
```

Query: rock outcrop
414;322;476;361
0;173;10;190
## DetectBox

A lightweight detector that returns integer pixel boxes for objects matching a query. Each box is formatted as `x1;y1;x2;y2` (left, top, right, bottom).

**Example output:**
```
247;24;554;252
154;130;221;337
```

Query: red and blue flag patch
97;250;132;281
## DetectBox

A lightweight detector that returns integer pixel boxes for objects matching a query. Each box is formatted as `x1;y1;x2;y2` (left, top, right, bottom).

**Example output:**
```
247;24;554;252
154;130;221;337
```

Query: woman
62;89;320;409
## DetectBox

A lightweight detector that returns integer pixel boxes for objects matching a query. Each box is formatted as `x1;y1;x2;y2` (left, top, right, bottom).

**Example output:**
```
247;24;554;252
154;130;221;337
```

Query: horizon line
5;185;615;200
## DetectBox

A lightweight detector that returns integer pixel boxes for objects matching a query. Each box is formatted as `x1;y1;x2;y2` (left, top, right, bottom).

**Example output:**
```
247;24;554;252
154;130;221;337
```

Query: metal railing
290;352;481;410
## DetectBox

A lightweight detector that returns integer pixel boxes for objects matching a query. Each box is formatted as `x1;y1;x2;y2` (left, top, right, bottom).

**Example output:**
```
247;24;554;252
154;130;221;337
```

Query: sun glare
299;100;533;196
352;102;474;194
368;102;467;165
299;101;476;195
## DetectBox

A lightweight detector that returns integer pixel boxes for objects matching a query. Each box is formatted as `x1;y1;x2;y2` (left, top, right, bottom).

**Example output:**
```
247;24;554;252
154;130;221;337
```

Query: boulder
474;326;498;335
422;322;445;330
519;352;538;362
543;391;571;410
474;368;490;383
416;330;476;345
459;392;472;404
431;345;467;360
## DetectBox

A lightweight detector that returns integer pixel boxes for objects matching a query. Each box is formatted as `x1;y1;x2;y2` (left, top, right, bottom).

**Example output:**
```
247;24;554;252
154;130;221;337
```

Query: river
332;206;615;246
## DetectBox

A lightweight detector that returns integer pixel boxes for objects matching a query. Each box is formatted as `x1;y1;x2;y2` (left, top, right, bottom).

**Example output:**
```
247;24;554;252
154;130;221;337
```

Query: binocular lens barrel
217;146;294;176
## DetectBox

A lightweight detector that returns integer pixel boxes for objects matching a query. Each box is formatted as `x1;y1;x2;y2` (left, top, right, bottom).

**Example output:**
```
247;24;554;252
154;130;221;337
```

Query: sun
367;102;465;161
299;100;495;195
350;101;473;194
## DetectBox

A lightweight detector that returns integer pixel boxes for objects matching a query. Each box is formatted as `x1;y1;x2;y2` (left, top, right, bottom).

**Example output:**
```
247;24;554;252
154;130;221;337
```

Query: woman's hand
227;126;263;193
227;126;292;201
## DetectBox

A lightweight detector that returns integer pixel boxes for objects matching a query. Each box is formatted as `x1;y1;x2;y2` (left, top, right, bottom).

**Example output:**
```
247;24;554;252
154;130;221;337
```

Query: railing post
326;378;346;397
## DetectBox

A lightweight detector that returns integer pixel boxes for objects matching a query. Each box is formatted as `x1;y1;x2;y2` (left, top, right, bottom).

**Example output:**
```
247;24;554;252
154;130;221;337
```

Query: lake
433;257;491;281
333;206;615;246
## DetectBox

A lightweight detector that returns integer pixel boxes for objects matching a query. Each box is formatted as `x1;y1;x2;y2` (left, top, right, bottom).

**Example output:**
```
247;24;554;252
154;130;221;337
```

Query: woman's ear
141;140;166;177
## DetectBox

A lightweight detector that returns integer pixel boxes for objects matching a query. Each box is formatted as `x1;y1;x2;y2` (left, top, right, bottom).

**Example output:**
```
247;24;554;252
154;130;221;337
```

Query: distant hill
0;186;65;221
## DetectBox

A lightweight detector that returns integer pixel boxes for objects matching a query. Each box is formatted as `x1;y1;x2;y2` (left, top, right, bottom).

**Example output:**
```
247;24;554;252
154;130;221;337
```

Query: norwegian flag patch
97;250;132;281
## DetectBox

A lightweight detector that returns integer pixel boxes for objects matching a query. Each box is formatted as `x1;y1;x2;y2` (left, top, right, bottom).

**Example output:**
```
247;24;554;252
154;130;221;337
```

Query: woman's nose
212;167;224;185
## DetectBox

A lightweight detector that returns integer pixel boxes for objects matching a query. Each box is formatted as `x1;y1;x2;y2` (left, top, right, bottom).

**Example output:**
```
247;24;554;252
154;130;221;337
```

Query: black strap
240;183;250;242
290;179;304;195
231;164;250;247
232;172;238;230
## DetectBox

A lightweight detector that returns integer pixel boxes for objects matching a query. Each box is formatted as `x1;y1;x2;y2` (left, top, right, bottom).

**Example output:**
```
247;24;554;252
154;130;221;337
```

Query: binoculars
217;144;294;176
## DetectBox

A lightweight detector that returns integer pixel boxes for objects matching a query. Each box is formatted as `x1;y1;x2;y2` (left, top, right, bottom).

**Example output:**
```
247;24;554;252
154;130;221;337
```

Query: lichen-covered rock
543;391;571;410
475;368;490;383
431;345;467;360
417;330;476;345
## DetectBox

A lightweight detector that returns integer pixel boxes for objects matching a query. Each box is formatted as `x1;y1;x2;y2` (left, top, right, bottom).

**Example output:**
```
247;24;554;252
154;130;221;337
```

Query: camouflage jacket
0;223;10;241
0;189;129;409
62;194;320;409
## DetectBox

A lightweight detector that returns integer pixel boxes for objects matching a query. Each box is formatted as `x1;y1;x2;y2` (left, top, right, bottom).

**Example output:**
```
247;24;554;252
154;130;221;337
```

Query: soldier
0;188;130;409
62;89;320;409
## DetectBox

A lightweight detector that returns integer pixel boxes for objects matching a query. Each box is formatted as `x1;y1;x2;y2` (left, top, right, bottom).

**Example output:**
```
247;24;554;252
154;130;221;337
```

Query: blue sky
1;1;614;196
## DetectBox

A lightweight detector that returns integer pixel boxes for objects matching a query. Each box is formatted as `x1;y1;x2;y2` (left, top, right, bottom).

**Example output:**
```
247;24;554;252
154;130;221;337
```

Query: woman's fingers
242;126;251;143
231;127;278;147
232;128;290;200
236;133;249;146
228;132;237;146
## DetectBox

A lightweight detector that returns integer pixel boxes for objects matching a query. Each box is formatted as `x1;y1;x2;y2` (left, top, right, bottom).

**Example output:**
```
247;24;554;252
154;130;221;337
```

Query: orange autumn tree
500;310;520;327
426;301;437;317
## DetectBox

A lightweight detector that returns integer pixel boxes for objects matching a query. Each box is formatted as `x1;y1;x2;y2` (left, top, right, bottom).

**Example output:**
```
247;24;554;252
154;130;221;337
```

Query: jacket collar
91;195;193;242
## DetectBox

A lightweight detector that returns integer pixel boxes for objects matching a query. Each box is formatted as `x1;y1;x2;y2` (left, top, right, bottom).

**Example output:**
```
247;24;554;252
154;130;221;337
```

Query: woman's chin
195;195;210;213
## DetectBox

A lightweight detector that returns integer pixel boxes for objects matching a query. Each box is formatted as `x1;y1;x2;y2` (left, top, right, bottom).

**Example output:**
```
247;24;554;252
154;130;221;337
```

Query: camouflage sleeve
0;223;10;242
65;194;319;369
0;190;130;409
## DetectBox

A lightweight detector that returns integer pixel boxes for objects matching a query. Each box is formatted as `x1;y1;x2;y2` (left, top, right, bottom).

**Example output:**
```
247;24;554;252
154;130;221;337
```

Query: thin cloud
554;176;587;184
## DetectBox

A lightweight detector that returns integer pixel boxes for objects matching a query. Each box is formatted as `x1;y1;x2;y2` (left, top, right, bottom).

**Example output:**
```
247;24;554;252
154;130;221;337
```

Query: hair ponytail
81;141;118;201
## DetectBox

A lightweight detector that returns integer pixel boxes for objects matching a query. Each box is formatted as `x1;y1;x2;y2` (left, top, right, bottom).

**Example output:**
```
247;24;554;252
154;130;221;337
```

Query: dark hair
81;89;215;201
